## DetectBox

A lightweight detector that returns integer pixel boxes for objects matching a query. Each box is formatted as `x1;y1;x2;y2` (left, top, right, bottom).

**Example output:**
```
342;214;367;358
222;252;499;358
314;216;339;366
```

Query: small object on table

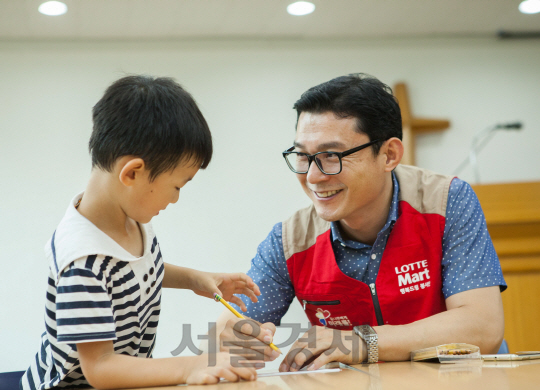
482;352;540;361
411;343;481;363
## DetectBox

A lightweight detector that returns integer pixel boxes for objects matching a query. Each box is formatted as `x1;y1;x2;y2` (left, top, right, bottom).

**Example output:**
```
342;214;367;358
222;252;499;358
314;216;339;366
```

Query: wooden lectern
472;181;540;353
392;82;537;352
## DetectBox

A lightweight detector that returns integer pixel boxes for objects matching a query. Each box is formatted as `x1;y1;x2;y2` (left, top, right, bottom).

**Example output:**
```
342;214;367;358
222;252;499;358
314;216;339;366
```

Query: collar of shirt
45;192;156;282
330;171;399;249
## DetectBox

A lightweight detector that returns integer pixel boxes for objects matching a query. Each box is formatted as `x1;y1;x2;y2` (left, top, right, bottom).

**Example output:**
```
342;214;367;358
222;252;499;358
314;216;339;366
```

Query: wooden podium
391;82;538;352
472;181;540;353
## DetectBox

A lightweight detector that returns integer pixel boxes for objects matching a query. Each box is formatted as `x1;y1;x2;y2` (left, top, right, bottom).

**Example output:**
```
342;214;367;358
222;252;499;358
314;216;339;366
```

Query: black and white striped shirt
21;194;164;390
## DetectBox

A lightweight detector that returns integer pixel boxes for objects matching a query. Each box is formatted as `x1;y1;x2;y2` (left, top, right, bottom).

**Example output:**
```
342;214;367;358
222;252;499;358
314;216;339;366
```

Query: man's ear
119;158;146;187
383;137;404;172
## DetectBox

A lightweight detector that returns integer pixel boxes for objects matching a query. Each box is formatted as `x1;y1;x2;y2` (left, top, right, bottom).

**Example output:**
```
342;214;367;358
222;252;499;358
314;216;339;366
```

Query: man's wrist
344;330;368;364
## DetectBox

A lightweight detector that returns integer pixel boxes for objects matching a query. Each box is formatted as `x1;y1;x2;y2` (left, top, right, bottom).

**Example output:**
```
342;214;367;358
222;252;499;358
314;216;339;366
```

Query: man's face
294;111;388;225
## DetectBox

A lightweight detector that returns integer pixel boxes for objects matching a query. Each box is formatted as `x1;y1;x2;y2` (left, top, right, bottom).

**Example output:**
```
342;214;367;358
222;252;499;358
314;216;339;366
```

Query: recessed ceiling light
38;1;68;16
519;0;540;14
287;1;316;16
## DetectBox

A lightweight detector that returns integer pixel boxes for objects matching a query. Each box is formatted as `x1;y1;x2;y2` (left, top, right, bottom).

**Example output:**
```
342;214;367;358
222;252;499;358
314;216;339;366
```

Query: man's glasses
282;139;382;175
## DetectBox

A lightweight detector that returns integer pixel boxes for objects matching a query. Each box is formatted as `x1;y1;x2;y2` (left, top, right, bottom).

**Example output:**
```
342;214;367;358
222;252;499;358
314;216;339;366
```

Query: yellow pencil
213;293;282;354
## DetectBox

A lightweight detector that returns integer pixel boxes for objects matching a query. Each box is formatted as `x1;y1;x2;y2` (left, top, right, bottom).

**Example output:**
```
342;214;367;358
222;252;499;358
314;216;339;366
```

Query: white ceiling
1;0;539;40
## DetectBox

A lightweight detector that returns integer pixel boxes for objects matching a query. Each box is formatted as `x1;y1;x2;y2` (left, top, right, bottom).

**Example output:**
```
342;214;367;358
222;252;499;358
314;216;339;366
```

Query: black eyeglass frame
282;139;382;175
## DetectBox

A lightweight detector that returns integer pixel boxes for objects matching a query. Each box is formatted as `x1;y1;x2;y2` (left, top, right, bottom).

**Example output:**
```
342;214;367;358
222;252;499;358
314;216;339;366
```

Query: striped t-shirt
21;194;164;390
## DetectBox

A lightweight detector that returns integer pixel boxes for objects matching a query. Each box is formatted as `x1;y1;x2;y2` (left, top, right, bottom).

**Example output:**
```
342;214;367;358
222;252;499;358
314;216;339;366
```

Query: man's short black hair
89;75;212;180
293;73;402;154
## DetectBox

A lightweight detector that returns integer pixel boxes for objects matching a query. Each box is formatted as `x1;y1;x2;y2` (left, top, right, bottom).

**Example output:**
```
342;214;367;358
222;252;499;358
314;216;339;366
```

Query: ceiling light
287;1;315;16
38;1;68;16
519;0;540;14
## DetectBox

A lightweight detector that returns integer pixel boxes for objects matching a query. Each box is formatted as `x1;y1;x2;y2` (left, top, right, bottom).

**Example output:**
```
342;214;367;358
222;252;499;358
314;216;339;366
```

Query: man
213;73;506;371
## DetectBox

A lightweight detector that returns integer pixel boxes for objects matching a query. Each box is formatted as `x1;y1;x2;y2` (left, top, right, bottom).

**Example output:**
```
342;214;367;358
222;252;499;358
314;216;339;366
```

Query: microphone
453;121;523;182
495;122;522;129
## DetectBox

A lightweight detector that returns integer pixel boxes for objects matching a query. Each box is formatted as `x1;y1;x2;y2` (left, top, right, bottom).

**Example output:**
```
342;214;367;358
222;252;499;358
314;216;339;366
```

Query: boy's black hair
293;73;402;155
89;75;212;180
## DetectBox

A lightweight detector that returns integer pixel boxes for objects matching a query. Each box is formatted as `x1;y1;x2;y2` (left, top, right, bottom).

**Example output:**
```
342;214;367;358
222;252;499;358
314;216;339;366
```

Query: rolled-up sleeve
230;223;296;325
441;178;507;299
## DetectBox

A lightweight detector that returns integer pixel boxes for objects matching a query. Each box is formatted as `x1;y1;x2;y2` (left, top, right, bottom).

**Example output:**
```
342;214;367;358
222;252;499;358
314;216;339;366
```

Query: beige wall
1;37;539;371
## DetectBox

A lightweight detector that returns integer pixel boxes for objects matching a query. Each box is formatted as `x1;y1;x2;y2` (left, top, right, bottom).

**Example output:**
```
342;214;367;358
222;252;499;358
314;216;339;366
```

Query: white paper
257;367;341;377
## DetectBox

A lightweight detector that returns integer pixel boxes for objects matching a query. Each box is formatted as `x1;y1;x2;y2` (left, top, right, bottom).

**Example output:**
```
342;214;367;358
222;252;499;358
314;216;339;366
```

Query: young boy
20;75;264;389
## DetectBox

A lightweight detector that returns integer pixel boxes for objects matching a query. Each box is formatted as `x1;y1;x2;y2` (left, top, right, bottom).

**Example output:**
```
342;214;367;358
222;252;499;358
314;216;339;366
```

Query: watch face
360;325;375;335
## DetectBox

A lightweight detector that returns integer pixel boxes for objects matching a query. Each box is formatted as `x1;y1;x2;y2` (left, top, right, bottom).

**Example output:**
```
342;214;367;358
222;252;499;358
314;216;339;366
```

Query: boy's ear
119;158;146;187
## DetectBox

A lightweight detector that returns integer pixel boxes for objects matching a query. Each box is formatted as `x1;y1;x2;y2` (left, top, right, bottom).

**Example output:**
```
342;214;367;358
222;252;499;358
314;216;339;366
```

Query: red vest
283;165;452;330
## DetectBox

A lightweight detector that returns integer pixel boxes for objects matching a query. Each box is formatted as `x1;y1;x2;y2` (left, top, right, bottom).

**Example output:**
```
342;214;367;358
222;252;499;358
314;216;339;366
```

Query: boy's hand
163;264;260;311
191;271;261;311
184;352;263;385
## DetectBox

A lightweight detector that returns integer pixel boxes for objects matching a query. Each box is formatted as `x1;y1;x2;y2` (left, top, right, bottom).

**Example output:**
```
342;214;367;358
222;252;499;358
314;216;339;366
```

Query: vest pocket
302;299;340;310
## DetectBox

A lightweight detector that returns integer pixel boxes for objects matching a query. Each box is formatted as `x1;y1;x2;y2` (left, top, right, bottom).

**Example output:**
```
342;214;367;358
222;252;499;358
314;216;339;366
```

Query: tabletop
120;360;540;390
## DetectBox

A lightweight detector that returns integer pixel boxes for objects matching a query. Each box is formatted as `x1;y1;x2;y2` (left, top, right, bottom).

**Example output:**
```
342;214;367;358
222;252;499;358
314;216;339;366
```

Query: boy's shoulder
47;192;156;283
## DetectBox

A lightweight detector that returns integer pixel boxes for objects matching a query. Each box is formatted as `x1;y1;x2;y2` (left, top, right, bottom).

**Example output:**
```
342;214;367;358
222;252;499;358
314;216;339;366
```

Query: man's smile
313;189;343;199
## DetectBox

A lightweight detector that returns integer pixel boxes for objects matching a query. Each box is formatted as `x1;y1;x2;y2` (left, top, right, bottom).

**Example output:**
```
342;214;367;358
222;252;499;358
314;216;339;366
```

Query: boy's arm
77;340;258;388
78;340;185;388
162;263;260;311
201;223;294;360
162;262;197;289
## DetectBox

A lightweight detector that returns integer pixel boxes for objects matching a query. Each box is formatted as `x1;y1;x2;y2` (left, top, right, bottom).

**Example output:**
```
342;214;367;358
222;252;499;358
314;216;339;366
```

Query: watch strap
354;325;378;363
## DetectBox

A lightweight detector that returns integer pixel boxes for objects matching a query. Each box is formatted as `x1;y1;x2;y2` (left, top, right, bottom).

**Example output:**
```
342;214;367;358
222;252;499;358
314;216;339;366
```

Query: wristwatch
353;325;378;363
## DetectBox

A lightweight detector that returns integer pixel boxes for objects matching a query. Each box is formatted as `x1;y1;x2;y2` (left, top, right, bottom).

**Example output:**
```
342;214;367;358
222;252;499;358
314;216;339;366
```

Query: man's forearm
376;286;504;361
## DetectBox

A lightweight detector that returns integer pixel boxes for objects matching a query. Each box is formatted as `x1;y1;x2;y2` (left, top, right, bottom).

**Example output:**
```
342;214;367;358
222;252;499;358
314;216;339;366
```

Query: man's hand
219;316;281;362
190;271;261;311
279;326;366;372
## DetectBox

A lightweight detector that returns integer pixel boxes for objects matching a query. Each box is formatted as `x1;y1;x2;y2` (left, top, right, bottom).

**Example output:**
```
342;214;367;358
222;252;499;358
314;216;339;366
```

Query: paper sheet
257;367;341;377
256;362;367;377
